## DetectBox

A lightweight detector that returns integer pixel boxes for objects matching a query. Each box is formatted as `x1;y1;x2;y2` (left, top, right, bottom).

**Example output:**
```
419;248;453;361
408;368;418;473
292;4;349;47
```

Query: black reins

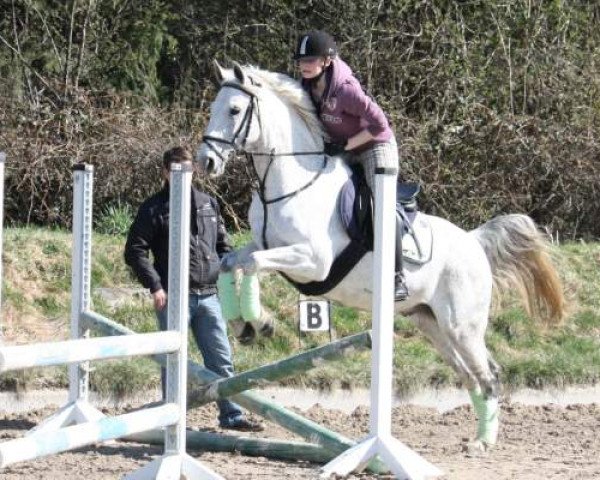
201;80;329;248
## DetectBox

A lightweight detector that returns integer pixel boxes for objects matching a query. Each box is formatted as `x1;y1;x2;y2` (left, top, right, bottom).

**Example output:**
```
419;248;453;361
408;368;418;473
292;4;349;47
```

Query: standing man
125;146;262;432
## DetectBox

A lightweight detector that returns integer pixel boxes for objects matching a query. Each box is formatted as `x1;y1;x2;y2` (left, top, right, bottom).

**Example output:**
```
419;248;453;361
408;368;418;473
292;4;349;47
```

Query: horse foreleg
224;243;322;338
241;243;324;279
217;243;260;322
217;242;262;341
221;242;260;273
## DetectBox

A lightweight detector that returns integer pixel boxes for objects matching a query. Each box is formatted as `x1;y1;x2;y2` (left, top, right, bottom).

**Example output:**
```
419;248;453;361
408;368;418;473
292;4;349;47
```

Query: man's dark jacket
124;185;232;295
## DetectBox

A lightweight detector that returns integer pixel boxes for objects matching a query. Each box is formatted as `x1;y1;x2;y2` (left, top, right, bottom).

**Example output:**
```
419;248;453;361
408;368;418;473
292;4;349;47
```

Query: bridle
201;80;329;248
202;82;258;161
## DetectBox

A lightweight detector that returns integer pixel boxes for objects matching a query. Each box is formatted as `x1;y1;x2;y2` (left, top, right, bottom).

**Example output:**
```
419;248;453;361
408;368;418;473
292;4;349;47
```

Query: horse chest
248;197;312;247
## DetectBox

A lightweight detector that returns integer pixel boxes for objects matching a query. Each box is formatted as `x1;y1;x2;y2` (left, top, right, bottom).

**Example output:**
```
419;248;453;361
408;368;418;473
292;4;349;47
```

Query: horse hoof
259;321;275;338
237;322;257;345
462;439;489;456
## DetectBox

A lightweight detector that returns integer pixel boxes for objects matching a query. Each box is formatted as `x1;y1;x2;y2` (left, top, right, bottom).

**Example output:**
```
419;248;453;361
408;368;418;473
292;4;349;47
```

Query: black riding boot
394;214;409;301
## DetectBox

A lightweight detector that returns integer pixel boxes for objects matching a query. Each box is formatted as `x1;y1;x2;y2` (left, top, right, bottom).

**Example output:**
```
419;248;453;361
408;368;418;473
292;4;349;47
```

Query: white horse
196;62;565;449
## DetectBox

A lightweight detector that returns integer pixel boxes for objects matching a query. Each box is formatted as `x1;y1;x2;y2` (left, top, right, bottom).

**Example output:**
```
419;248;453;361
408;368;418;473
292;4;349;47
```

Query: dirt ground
1;399;599;480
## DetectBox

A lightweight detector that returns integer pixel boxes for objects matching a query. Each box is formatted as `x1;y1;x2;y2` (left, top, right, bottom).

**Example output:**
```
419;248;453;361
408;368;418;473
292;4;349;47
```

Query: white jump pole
321;167;443;479
125;162;224;479
0;403;180;468
0;331;180;372
0;151;5;339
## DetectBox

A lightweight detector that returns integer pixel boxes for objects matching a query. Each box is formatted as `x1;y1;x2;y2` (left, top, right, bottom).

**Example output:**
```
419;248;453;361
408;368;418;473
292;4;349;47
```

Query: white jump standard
0;151;5;335
125;162;222;479
320;168;443;479
0;163;224;479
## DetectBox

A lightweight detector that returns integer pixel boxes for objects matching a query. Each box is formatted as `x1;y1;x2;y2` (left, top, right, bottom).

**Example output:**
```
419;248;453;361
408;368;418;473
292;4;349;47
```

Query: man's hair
163;146;193;169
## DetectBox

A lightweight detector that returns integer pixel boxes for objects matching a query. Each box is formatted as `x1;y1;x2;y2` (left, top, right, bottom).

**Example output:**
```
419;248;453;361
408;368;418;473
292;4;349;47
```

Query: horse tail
471;214;565;324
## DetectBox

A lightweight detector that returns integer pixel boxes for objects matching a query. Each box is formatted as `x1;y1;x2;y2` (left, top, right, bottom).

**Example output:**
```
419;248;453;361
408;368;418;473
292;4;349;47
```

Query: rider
293;30;408;301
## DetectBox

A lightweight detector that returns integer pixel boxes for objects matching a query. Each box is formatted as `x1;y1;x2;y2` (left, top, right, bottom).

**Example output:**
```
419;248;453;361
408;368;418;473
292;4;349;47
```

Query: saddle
339;166;432;264
281;167;431;297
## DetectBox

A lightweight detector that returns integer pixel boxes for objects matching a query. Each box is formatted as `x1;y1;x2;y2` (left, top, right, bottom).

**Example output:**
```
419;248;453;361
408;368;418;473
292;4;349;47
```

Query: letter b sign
299;300;330;332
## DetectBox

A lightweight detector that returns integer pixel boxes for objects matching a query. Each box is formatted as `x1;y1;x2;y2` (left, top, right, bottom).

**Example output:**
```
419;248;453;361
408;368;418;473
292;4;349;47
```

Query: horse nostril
206;157;215;173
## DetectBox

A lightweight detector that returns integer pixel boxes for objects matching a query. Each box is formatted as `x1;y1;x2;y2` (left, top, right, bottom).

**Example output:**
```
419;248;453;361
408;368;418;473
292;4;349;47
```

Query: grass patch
90;359;159;399
95;201;134;236
2;227;600;398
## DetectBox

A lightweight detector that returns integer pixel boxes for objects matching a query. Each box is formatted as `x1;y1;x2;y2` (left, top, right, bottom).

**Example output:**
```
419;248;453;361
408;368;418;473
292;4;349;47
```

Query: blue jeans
156;293;243;425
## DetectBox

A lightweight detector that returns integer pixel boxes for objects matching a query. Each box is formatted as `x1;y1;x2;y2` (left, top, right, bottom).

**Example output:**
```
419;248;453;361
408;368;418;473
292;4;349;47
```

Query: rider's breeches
351;138;399;192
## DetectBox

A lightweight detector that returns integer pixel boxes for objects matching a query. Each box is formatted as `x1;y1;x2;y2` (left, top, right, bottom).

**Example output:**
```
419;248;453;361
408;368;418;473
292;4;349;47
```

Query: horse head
196;61;324;177
196;61;265;176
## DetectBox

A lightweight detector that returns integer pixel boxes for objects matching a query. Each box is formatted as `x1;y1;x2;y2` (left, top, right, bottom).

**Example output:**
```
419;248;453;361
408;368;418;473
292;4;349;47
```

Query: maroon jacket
302;58;393;150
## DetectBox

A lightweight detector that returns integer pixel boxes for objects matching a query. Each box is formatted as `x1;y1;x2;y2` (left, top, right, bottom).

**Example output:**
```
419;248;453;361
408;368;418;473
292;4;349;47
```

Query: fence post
125;162;224;479
0;152;5;337
321;167;443;479
69;164;94;403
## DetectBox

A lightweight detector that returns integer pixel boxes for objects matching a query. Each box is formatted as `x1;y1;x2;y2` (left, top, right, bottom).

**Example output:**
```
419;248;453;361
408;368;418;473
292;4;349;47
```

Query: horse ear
212;59;226;85
232;61;246;84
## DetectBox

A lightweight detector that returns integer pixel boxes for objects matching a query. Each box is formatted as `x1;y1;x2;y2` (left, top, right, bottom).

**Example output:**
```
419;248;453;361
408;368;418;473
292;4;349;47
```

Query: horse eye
230;106;241;115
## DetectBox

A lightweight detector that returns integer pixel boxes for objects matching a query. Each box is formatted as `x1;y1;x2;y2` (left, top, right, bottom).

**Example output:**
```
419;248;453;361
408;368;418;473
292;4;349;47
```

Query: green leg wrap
240;273;261;322
469;389;499;444
217;271;241;321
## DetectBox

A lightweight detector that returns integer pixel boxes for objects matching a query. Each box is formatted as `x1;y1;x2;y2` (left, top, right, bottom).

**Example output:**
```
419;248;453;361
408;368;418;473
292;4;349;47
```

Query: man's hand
152;289;168;310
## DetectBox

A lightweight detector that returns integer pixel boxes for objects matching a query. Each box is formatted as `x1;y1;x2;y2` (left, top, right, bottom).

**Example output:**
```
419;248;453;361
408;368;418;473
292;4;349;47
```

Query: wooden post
0;151;5;334
124;162;224;479
27;165;107;436
128;430;334;464
70;164;94;405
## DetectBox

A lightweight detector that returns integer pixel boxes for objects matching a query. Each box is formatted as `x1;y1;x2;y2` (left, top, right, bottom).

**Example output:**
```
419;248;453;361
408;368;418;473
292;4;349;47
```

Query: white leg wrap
217;271;241;321
240;274;261;322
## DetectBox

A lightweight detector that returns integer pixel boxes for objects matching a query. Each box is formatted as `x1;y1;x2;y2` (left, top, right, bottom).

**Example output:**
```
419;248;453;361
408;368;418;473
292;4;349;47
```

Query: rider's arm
338;83;390;150
346;129;375;151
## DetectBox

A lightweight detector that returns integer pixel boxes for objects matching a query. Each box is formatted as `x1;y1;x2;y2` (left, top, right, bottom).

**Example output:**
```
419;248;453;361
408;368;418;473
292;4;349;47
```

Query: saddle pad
402;212;433;264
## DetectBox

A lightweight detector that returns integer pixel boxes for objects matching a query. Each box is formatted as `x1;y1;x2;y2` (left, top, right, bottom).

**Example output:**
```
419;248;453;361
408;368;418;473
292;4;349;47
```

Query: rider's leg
355;137;408;301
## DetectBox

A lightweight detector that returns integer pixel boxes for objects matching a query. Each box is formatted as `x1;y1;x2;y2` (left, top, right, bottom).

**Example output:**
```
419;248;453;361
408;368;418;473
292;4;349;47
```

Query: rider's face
297;56;330;79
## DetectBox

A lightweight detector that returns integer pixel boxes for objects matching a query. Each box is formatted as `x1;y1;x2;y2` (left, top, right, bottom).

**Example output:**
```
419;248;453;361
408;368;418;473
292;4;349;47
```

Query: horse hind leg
488;352;501;381
426;297;500;449
452;324;501;448
408;305;474;389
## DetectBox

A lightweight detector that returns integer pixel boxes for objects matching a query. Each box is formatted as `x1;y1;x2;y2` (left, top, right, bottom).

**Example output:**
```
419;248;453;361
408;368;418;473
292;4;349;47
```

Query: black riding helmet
293;30;338;60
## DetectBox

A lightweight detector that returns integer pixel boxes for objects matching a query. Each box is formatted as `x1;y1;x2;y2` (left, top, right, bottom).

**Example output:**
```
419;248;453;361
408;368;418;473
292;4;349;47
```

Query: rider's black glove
324;141;347;157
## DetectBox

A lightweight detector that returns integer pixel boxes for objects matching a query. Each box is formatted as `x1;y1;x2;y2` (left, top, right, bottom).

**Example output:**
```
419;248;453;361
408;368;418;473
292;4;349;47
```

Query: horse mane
241;66;326;141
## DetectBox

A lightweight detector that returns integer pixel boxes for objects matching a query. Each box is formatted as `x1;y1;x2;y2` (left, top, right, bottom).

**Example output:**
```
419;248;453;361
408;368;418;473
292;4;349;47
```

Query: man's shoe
221;416;264;432
394;273;409;302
